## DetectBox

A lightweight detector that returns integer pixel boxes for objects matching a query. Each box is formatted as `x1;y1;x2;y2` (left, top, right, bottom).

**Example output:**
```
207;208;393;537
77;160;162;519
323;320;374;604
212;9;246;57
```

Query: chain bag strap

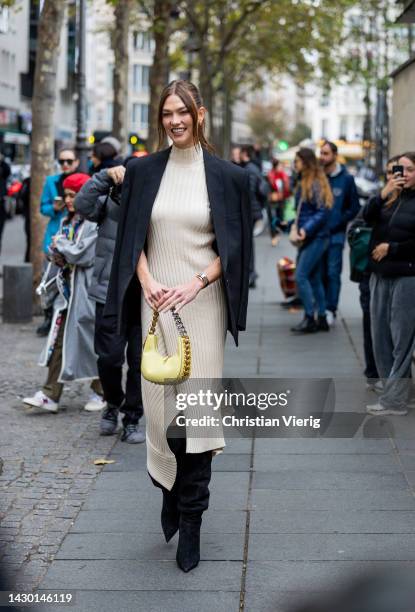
141;308;192;385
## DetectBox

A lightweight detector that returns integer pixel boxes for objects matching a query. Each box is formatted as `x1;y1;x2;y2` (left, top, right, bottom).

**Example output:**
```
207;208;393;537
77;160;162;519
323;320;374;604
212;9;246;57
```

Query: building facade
390;1;415;155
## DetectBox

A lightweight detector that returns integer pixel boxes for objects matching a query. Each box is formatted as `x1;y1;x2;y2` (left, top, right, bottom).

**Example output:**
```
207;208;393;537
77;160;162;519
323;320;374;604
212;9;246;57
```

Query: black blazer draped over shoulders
105;146;252;346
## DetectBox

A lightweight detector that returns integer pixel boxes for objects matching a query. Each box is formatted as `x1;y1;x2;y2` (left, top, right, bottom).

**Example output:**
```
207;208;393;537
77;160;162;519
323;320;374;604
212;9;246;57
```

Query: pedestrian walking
23;173;104;413
0;152;11;253
90;141;119;175
240;145;266;288
74;160;145;444
105;79;251;572
290;148;333;333
17;176;31;263
363;152;415;416
267;157;290;246
37;148;80;337
320;140;360;325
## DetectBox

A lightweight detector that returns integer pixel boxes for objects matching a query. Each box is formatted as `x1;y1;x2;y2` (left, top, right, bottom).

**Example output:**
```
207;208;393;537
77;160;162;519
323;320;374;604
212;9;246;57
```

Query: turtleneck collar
169;144;203;165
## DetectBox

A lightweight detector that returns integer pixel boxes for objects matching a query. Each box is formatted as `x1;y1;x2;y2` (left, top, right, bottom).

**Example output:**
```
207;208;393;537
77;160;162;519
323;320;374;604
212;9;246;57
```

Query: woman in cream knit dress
107;80;251;572
142;142;228;491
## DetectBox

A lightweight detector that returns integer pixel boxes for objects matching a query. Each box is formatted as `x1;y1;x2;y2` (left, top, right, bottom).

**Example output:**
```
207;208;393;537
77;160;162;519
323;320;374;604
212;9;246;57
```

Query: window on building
133;64;150;93
133;31;152;51
140;103;149;127
107;102;113;127
339;117;348;140
107;64;114;89
132;103;149;128
0;7;9;34
132;103;140;125
321;119;328;139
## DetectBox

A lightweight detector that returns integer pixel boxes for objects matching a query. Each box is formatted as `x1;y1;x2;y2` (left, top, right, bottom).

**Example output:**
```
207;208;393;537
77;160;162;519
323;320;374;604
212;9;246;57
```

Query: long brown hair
296;148;333;208
157;80;214;153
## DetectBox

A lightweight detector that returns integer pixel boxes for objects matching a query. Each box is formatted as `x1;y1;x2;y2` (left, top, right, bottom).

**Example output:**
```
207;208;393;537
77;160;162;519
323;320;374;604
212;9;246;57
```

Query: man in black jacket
0;153;11;253
75;163;144;443
240;145;266;288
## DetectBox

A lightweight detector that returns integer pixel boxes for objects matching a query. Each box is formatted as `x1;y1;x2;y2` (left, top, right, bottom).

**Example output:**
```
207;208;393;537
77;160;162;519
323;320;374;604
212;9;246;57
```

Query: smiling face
399;155;415;189
58;150;79;175
161;94;205;149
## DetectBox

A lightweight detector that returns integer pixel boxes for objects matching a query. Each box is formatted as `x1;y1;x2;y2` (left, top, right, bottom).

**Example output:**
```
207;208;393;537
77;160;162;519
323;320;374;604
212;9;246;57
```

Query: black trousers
0;199;6;253
94;302;143;423
359;275;379;380
151;427;212;518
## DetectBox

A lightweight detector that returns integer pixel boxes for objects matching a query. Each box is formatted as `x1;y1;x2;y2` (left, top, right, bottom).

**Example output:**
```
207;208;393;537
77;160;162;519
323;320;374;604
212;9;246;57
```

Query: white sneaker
23;390;58;413
325;310;336;326
366;403;408;416
366;380;384;394
407;397;415;410
253;217;266;237
84;393;106;412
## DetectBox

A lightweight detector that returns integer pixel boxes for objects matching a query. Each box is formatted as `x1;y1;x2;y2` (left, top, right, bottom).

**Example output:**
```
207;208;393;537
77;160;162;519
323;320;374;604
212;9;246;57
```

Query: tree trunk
222;84;233;160
198;50;218;149
112;0;132;154
30;0;67;292
147;0;174;153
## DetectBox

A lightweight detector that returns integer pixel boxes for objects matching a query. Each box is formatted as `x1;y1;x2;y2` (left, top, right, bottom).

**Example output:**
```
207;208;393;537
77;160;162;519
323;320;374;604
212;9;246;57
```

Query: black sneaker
291;315;317;333
281;296;303;309
120;423;145;444
316;314;330;332
100;404;119;436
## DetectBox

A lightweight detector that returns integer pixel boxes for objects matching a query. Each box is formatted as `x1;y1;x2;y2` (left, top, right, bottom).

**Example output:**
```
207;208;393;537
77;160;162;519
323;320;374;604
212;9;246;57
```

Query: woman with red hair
24;173;104;413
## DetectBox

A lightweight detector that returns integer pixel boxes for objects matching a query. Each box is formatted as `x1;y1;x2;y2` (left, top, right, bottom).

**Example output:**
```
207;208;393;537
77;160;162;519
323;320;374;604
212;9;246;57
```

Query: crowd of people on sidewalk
8;119;415;423
2;78;415;571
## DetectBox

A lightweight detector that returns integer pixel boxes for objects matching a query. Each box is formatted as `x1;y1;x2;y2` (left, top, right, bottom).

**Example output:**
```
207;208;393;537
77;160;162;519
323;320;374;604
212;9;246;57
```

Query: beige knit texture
141;145;227;490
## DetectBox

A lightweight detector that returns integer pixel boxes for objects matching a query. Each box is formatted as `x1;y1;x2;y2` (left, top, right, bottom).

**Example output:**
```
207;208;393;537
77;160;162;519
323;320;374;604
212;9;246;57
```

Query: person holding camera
363;152;415;416
37;149;80;337
24;173;103;413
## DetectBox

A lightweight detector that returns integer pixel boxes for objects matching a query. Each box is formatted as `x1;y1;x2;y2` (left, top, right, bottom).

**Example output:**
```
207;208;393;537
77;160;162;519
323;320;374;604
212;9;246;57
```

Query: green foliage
341;0;409;90
181;0;356;98
247;101;287;146
289;122;312;146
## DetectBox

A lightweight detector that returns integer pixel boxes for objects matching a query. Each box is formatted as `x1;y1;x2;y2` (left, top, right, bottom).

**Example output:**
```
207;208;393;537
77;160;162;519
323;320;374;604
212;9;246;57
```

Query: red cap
62;173;90;193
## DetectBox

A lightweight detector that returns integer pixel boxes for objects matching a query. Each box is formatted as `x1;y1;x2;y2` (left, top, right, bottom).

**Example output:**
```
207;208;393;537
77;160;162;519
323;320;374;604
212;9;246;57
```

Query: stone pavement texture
2;216;415;611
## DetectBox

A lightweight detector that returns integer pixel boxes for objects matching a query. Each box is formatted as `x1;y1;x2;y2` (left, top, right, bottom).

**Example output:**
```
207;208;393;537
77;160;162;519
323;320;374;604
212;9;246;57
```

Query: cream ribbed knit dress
141;144;227;491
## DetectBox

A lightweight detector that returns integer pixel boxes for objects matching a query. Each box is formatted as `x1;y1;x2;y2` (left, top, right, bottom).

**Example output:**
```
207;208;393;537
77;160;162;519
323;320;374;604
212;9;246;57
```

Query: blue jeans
325;242;344;314
296;238;329;317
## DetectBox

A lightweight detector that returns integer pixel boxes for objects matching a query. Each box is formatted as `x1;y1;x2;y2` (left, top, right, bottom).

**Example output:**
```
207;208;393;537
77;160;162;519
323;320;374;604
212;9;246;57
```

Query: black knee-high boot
149;474;180;543
173;441;212;572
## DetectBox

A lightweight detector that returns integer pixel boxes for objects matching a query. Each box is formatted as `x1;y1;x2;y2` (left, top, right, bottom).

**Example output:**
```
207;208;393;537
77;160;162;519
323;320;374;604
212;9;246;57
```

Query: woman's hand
140;275;169;310
372;242;389;261
298;228;306;241
107;166;126;185
156;277;203;313
381;173;406;200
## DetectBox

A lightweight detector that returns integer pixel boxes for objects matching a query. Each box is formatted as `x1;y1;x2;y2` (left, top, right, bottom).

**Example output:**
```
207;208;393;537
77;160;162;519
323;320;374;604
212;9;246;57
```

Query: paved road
2;223;415;611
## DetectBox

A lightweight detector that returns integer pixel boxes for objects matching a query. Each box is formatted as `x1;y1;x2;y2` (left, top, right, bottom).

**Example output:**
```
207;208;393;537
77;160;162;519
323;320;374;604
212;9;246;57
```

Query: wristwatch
195;272;209;288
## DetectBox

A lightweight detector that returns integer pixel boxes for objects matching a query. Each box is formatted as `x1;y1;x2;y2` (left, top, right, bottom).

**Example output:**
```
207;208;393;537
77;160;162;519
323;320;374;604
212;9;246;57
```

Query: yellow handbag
141;309;192;385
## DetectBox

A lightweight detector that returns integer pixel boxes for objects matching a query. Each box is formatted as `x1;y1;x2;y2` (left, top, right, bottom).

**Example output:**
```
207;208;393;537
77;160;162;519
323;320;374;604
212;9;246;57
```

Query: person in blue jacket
320;141;360;324
291;148;333;333
37;148;79;336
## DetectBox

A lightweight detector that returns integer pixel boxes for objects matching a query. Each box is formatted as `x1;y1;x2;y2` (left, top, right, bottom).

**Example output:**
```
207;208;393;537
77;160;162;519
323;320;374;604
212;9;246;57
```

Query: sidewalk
8;231;415;611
